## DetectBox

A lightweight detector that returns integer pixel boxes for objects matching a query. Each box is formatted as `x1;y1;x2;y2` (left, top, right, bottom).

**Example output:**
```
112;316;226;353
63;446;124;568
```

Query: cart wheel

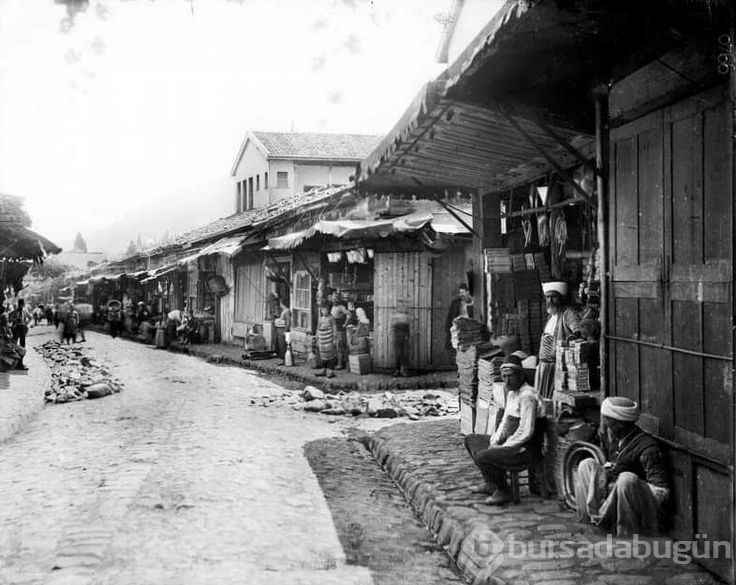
561;441;606;510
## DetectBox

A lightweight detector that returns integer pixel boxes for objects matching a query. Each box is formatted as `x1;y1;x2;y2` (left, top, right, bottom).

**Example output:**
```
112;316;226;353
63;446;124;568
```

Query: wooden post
594;88;610;399
728;20;736;585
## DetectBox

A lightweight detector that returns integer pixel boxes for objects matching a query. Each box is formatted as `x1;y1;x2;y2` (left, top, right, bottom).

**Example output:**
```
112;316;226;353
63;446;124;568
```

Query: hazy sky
0;0;449;251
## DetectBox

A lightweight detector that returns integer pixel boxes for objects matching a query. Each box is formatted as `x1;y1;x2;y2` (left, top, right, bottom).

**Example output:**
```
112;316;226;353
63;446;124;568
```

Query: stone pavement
0;330;376;585
366;419;723;585
0;326;51;444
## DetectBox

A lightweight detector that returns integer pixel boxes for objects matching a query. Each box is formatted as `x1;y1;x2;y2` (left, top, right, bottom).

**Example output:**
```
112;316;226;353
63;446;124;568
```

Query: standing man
9;299;31;349
390;301;411;377
445;283;474;351
534;281;581;399
575;397;669;536
464;354;545;504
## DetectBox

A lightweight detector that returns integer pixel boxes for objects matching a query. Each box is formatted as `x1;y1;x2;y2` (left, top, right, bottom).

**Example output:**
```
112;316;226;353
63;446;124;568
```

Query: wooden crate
349;353;371;375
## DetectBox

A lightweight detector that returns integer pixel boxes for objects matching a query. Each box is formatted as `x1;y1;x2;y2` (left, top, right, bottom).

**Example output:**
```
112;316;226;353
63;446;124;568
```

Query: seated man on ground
464;354;545;505
574;396;669;537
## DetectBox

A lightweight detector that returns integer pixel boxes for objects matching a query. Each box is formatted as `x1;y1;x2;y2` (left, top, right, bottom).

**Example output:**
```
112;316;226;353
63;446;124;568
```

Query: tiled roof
252;131;382;160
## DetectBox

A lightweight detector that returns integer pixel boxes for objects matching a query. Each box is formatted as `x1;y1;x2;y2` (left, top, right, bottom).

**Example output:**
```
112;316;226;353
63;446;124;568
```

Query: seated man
464;354;545;505
575;397;669;537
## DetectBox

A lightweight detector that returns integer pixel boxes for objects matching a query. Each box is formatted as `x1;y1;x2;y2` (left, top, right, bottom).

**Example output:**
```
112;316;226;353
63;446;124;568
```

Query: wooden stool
508;458;551;504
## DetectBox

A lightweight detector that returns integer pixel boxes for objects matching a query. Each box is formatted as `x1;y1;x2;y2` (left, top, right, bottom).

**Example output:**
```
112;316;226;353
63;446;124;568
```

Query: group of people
462;280;668;539
0;299;32;370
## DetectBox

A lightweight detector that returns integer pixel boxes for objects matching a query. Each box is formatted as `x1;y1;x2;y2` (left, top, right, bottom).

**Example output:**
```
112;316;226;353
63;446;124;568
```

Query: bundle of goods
566;364;590;391
36;340;123;404
456;345;478;403
485;249;512;273
452;317;486;349
511;253;527;272
477;355;496;401
457;345;479;435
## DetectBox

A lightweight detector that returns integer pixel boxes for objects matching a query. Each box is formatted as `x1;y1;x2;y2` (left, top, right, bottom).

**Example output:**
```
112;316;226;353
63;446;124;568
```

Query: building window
264;172;268;189
292;270;311;330
237;182;242;212
256;175;260;191
248;177;254;210
276;171;288;188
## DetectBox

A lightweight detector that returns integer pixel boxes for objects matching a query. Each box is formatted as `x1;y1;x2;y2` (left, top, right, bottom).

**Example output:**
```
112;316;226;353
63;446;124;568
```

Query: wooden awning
357;79;594;192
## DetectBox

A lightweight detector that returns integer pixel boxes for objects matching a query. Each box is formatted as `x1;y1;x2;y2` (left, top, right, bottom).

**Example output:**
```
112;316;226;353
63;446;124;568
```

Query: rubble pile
36;340;123;404
249;386;459;420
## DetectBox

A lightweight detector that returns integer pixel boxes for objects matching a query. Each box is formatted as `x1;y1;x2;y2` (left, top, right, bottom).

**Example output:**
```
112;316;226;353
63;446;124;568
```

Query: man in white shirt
464;354;545;505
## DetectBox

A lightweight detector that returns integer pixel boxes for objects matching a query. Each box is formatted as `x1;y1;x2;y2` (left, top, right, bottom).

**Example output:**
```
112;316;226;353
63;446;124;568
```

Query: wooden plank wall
374;252;432;370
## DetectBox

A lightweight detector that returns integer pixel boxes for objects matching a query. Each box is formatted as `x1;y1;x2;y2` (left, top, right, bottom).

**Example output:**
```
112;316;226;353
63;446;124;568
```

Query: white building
230;131;382;213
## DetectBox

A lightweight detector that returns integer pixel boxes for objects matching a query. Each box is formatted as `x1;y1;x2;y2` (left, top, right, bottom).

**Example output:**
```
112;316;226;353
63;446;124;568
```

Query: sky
0;0;450;255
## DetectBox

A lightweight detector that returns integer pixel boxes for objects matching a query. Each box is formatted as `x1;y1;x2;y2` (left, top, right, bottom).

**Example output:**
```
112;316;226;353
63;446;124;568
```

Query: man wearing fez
464;354;545;505
575;397;669;536
535;281;581;399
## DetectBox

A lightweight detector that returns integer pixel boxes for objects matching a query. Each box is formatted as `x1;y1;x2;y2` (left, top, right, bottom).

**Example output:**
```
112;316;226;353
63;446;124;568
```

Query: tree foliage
0;193;32;227
125;240;137;256
73;232;88;252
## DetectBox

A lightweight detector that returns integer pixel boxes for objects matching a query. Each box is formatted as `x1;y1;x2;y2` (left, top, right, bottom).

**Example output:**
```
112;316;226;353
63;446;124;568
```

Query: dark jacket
610;426;668;490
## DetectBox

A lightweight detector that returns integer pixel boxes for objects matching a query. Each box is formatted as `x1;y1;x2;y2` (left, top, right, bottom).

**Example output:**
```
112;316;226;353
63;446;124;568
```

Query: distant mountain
85;177;233;258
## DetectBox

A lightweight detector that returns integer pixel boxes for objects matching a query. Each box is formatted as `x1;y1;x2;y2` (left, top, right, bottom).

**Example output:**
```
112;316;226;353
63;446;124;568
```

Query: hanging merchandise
550;210;568;279
367;249;374;259
522;211;533;248
537;214;550;246
327;252;343;263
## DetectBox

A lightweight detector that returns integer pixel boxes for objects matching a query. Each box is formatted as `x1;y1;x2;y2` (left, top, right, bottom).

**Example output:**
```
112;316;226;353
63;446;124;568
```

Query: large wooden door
374;252;432;370
609;83;732;579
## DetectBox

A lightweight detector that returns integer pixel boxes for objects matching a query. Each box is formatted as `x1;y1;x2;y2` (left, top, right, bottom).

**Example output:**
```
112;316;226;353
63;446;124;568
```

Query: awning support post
501;109;593;203
431;191;481;238
531;116;603;177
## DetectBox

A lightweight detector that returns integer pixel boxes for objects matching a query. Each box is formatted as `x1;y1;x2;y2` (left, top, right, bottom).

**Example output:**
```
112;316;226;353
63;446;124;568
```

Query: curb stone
0;343;50;445
364;423;724;585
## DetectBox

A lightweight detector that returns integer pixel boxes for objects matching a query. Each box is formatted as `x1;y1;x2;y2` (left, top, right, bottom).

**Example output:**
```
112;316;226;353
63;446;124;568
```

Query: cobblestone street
0;329;450;585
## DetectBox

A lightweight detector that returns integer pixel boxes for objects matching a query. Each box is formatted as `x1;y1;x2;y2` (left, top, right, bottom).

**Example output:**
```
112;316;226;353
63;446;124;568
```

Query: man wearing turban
534;281;581;399
464;354;546;505
575;397;669;536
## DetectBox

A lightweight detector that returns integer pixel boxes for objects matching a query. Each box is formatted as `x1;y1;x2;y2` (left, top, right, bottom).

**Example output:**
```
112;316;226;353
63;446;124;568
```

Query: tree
136;233;143;251
125;240;137;256
29;257;72;279
73;232;88;252
0;193;32;227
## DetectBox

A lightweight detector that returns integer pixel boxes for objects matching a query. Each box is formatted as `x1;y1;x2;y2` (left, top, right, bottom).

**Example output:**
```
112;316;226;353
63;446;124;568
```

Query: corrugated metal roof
252;131;382;160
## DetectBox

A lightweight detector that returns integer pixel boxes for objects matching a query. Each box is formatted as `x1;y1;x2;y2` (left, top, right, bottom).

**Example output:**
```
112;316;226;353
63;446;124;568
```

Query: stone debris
35;340;124;404
248;387;458;420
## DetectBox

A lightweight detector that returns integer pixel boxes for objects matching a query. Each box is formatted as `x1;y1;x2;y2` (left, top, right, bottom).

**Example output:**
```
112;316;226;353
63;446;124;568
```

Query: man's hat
542;281;567;296
601;396;640;422
500;354;523;371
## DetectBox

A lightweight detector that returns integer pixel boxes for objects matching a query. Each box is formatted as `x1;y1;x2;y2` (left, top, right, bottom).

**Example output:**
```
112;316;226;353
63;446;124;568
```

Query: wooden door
609;83;733;579
373;252;432;370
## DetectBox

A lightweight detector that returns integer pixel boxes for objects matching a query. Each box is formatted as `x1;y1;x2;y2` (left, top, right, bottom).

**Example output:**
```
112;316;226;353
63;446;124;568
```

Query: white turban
601;397;640;422
542;281;567;296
